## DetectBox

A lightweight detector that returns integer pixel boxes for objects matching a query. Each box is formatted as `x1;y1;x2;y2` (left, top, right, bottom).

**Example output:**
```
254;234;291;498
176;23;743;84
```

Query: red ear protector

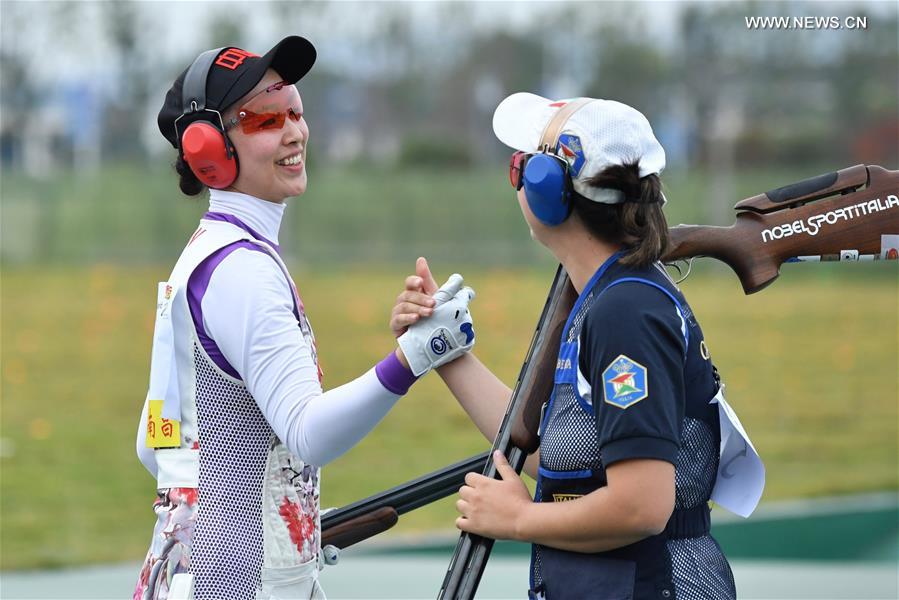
180;121;238;189
175;48;239;189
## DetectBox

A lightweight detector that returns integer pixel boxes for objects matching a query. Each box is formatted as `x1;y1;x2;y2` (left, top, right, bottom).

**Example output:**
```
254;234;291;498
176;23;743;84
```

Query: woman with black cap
134;37;477;600
392;93;763;599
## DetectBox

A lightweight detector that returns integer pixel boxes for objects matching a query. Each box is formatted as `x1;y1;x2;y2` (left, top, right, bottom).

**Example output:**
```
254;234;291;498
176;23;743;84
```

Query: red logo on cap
215;48;259;70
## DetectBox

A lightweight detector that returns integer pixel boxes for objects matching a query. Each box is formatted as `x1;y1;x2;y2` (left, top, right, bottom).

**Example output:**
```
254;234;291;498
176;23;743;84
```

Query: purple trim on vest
374;351;418;395
203;212;281;255
188;213;302;382
187;241;268;379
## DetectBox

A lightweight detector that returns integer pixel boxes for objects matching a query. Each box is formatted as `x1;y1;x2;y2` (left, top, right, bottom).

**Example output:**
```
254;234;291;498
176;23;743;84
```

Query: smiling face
224;69;309;202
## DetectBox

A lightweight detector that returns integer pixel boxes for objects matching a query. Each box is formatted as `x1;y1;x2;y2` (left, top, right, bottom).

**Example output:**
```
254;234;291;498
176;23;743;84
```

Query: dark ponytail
175;155;207;197
571;162;668;268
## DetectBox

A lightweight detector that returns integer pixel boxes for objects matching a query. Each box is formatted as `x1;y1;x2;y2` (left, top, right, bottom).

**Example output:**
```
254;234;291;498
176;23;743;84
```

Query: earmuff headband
182;48;223;114
539;98;625;205
538;98;592;153
173;48;228;151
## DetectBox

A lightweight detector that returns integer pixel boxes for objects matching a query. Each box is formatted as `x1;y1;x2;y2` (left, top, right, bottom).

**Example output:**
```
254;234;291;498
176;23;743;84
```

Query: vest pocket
256;556;324;600
536;546;636;600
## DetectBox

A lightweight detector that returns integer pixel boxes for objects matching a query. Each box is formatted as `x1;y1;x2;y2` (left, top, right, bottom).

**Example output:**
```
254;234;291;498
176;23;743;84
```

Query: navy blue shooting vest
529;255;734;600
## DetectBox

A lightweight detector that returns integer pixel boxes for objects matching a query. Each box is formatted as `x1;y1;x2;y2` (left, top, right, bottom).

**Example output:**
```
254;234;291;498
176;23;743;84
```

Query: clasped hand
392;258;477;376
390;260;532;539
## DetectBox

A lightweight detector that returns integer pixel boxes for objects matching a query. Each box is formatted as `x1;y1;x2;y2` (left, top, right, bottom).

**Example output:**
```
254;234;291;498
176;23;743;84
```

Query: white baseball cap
492;92;666;204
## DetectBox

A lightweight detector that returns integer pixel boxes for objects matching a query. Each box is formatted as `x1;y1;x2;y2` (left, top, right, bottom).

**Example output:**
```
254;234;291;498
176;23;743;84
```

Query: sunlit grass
1;263;896;569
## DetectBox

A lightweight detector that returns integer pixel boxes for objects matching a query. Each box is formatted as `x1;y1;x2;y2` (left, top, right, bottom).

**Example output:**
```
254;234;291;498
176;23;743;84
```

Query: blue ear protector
522;153;572;226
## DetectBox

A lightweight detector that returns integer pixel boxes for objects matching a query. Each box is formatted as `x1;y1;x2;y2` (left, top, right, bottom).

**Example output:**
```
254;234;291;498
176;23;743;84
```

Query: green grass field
1;262;896;570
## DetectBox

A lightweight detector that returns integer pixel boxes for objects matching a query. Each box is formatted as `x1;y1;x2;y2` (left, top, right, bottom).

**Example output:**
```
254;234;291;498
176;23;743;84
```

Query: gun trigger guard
674;258;695;285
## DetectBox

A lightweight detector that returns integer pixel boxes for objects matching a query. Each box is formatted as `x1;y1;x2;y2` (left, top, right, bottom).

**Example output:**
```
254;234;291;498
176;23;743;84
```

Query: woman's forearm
516;487;658;552
516;460;675;552
436;353;510;441
436;353;540;479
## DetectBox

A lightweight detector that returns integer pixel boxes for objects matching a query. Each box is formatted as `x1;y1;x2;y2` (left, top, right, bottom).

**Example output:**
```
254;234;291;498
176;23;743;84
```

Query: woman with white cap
134;37;476;600
393;93;748;599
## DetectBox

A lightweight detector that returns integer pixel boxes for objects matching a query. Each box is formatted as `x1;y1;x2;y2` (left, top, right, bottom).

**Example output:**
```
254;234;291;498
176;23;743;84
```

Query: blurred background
1;1;896;598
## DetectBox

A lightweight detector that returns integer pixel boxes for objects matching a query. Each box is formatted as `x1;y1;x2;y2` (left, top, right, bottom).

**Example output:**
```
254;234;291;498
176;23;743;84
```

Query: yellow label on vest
552;494;583;502
146;399;180;448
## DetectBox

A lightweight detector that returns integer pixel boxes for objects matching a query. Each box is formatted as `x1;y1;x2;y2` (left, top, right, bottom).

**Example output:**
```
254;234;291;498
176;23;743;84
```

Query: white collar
208;189;285;245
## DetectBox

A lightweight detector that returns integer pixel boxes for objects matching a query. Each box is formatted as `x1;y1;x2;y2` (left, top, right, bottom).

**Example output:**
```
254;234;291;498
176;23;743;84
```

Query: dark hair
174;155;207;197
570;162;668;268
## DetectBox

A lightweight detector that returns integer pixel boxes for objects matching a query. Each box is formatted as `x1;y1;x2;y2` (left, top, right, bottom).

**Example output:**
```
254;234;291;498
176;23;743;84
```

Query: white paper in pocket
710;385;765;518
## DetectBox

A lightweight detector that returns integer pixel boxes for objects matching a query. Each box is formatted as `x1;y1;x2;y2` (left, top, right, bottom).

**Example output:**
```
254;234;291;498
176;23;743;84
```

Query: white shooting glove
398;274;476;376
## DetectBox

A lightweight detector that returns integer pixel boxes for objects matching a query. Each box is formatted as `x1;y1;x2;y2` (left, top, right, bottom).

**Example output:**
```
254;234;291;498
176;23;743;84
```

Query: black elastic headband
181;48;223;115
173;47;232;158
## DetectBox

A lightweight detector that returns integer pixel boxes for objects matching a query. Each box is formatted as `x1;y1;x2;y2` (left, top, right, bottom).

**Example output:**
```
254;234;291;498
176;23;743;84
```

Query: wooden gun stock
666;164;899;294
509;272;579;454
321;507;399;549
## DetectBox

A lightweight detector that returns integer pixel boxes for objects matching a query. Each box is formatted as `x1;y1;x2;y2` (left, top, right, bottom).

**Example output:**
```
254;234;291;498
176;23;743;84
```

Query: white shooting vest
138;218;325;600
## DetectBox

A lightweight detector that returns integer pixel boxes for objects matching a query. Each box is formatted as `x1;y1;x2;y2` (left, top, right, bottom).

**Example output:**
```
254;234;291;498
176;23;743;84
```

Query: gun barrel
321;452;489;534
440;266;573;599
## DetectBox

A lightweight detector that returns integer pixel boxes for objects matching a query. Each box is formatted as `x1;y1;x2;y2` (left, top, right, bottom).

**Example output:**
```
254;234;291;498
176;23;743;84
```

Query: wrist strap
375;351;418;395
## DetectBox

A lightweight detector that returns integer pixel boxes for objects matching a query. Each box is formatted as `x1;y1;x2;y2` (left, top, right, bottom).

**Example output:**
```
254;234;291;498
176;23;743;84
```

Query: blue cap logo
557;133;586;177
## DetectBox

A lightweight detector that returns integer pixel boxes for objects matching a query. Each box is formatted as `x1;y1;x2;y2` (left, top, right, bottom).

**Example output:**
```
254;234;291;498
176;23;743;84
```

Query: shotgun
439;164;899;599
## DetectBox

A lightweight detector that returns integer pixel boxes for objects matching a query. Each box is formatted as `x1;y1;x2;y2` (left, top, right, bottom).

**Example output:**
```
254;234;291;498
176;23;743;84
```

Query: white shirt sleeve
201;247;401;466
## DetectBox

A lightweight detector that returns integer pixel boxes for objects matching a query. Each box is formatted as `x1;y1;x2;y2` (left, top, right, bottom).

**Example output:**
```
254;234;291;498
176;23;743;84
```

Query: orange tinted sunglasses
509;151;531;190
225;81;303;135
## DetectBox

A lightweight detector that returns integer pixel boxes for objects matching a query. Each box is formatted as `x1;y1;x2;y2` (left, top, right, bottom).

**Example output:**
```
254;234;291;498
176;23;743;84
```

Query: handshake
397;273;476;377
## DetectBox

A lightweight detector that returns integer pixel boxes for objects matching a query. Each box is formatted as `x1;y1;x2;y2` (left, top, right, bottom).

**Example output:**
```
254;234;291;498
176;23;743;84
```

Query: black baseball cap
158;35;316;149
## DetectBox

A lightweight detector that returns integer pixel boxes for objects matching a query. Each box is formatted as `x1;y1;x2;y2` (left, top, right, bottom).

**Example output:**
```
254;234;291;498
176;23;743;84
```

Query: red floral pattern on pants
279;496;316;553
134;487;197;600
169;487;198;507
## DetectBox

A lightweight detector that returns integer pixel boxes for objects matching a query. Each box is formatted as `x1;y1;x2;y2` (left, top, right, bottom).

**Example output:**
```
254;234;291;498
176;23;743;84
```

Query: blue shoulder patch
602;354;648;409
